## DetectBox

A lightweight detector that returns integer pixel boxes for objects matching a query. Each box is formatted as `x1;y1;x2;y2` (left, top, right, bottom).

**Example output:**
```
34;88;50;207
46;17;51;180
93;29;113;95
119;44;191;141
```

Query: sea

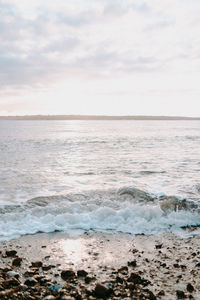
0;120;200;241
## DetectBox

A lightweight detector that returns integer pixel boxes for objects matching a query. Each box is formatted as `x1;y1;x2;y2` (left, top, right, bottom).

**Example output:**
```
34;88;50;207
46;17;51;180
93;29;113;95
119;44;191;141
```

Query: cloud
0;0;200;116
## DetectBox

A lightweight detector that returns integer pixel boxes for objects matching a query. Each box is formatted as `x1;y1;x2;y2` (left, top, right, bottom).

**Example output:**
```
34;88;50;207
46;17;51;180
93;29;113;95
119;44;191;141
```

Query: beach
0;231;200;299
0;120;200;299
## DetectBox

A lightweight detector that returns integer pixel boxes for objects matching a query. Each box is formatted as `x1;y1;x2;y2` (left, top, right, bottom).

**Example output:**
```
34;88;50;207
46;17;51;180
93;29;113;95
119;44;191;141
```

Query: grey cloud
0;0;198;92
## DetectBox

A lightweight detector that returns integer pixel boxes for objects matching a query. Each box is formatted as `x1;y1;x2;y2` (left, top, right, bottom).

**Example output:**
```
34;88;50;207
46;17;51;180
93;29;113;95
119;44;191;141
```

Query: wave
0;187;199;241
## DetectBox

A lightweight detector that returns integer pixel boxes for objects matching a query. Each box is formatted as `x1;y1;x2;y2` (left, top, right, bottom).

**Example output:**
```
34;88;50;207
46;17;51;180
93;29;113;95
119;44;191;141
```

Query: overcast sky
0;0;200;116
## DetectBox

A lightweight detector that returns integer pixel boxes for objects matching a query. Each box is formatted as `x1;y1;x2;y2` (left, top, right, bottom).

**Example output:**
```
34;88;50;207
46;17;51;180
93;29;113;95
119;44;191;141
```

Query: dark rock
61;269;76;281
5;250;17;257
158;290;165;296
77;270;88;277
160;263;166;267
24;278;38;287
128;260;137;267
127;283;136;290
132;249;138;254
127;273;142;284
155;244;162;249
24;270;38;277
174;263;180;268
85;276;95;284
187;283;194;293
116;276;124;284
42;265;52;271
31;261;43;268
176;290;186;299
94;283;110;298
12;257;23;267
180;265;186;269
3;278;20;288
195;262;200;267
144;289;157;300
35;275;50;286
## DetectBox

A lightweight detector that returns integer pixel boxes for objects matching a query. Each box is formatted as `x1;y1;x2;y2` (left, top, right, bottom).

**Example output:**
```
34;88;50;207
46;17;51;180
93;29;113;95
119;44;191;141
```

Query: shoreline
0;231;200;299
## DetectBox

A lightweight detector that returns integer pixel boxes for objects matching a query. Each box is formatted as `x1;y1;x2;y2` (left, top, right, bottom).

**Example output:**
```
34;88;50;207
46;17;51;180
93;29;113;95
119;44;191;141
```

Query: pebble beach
0;231;200;299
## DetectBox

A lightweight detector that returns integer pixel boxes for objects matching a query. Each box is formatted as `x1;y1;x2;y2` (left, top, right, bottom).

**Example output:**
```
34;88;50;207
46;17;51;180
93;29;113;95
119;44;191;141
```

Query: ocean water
0;120;200;240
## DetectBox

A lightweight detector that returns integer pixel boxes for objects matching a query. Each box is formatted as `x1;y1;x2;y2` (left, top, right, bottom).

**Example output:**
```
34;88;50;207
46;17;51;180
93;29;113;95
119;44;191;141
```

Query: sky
0;0;200;116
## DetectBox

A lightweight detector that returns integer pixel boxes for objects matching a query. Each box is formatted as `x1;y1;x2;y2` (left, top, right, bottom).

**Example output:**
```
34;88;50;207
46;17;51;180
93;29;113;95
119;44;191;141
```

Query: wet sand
0;231;200;299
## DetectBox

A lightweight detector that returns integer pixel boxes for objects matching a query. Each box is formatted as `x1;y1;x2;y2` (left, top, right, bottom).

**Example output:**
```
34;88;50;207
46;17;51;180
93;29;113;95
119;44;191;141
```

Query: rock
24;270;38;277
94;283;110;298
187;283;194;293
49;284;61;292
118;266;128;274
176;290;186;299
24;278;38;287
44;296;55;300
128;273;142;284
31;261;43;268
61;269;76;281
155;244;163;249
5;250;17;257
3;278;20;288
116;276;124;284
195;262;200;267
12;257;23;267
77;270;88;277
128;260;137;267
42;264;52;271
7;271;19;279
85;276;95;284
158;290;165;296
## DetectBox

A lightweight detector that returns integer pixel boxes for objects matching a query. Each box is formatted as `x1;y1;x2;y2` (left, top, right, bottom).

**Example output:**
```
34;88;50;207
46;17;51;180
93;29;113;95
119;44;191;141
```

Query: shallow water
0;120;200;239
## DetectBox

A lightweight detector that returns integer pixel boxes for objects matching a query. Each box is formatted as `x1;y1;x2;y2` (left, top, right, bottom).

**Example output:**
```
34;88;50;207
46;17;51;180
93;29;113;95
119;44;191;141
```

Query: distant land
0;115;200;120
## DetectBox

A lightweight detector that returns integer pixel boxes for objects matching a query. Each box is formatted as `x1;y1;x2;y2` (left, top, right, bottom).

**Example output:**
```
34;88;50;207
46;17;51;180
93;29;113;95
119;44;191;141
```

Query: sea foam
0;188;199;241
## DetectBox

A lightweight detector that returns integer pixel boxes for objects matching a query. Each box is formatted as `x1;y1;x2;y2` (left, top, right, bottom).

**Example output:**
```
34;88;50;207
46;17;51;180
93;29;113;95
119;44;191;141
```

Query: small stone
23;270;38;277
5;250;17;257
77;270;88;277
24;278;38;287
187;283;194;293
127;273;142;284
7;271;19;278
85;276;95;284
94;283;110;298
118;266;128;274
12;257;23;267
3;278;20;288
158;290;165;296
42;265;52;271
116;276;123;284
31;261;43;268
176;290;186;299
128;260;137;267
155;244;163;249
61;269;76;281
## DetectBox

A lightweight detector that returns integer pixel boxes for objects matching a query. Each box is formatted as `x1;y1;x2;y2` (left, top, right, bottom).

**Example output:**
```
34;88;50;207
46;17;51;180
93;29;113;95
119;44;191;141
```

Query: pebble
24;278;38;287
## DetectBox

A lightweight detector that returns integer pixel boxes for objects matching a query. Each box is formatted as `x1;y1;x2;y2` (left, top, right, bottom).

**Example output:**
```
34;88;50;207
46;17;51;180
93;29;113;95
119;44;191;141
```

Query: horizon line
0;114;200;120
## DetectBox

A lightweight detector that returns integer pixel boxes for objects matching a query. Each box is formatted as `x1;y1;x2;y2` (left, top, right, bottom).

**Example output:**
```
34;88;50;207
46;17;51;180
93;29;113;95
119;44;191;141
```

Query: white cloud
0;0;200;116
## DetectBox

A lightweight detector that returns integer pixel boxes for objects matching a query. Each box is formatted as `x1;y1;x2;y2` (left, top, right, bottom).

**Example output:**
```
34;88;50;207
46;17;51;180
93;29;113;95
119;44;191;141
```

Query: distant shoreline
0;115;200;120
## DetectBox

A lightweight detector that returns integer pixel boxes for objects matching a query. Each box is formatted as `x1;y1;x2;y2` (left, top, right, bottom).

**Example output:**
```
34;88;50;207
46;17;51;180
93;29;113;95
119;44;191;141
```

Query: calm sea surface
0;120;200;240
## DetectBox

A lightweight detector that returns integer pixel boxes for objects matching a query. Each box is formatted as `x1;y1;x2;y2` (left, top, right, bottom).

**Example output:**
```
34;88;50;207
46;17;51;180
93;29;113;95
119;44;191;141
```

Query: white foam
0;196;199;241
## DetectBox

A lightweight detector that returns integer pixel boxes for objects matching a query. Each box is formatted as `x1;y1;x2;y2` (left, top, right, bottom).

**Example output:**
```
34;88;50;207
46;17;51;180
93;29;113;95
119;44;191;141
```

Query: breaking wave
0;187;200;241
